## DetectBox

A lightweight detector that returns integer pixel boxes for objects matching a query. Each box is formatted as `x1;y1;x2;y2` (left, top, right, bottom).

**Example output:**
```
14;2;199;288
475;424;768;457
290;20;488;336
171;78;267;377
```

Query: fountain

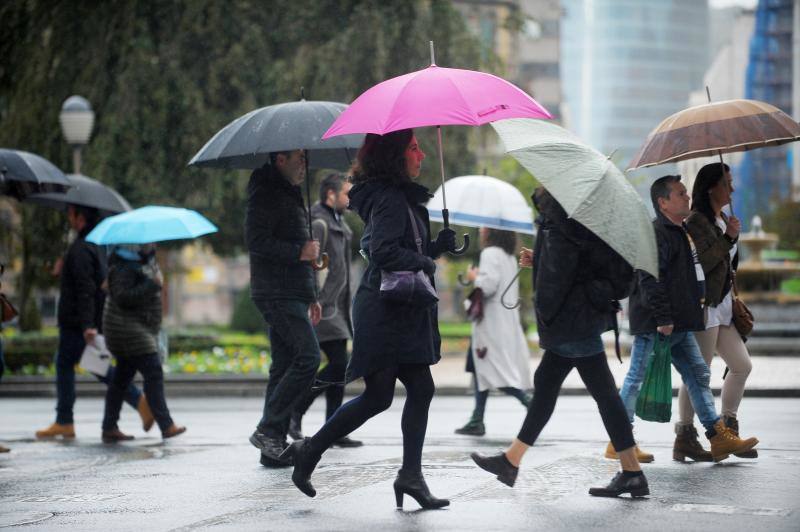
735;216;800;356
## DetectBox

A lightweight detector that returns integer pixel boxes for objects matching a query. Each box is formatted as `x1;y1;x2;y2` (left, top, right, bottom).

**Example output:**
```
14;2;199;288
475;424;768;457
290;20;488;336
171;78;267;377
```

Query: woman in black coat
282;129;456;509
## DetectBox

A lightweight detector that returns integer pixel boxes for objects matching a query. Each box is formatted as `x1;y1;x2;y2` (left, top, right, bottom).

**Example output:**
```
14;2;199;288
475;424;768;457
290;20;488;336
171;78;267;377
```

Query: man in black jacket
246;150;322;467
36;205;150;439
472;188;649;498
613;175;758;463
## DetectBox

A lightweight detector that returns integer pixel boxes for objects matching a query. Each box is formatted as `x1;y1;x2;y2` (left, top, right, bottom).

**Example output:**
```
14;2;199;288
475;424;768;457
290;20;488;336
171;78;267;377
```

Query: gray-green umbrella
26;173;131;214
492;118;658;278
0;148;70;199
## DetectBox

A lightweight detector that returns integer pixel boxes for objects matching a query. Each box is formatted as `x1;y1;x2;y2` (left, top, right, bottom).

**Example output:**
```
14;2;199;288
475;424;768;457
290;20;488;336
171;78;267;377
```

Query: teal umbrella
86;205;217;245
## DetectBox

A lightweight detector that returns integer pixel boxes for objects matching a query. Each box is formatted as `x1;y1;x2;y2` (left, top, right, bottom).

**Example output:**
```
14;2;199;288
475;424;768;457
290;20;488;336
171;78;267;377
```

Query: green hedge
1;329;220;371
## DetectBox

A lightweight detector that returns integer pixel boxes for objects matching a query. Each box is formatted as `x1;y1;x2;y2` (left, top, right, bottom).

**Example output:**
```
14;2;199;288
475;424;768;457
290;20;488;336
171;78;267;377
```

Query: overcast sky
709;0;758;8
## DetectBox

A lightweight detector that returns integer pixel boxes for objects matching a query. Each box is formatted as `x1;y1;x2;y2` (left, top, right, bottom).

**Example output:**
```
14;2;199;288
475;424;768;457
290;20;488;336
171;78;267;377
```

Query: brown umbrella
628;99;800;170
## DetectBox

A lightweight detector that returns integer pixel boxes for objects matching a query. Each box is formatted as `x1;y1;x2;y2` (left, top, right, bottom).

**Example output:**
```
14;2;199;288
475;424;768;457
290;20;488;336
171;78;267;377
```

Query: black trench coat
346;180;444;381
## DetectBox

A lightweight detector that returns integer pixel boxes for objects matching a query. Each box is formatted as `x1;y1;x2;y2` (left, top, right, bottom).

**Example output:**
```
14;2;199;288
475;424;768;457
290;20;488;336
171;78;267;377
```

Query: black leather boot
279;438;321;497
589;471;650;498
725;417;758;458
470;452;518;487
393;469;449;510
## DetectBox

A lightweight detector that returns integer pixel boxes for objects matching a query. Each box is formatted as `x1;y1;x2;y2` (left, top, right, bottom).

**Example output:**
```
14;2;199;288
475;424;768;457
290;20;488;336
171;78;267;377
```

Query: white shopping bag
79;334;112;377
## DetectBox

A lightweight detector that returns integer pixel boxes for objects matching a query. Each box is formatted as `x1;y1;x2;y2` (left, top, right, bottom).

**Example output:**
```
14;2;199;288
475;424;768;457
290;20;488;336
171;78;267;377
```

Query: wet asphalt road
1;395;798;531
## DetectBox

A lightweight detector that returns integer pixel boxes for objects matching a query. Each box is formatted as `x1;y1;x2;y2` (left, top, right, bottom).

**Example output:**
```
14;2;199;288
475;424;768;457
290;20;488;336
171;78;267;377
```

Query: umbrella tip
429;41;436;66
300;86;306;101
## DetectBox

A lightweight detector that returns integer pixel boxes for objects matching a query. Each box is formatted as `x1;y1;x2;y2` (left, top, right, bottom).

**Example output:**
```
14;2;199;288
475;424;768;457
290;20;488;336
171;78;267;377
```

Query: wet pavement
1;395;798;531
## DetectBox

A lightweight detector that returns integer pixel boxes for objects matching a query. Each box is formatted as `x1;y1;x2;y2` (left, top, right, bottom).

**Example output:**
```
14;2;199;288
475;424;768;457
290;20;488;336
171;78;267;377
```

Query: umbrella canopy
628;99;800;170
86;206;217;245
188;100;364;170
26;174;131;214
322;65;551;139
427;175;535;235
492;118;658;278
0;148;71;199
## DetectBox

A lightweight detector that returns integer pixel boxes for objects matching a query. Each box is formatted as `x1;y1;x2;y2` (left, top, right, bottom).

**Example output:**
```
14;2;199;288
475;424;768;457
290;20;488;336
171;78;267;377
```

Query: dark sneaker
455;420;486;436
470;452;518;487
589;472;650;498
333;436;363;448
249;430;269;450
259;436;293;468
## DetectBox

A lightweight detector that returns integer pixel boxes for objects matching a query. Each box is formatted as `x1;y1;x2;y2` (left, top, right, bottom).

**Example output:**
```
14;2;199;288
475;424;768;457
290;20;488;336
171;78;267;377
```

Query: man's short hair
650;175;682;213
319;173;344;203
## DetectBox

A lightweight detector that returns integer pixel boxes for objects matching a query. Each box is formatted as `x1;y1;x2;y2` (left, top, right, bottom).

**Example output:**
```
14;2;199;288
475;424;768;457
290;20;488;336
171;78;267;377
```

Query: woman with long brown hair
680;162;756;458
282;129;456;509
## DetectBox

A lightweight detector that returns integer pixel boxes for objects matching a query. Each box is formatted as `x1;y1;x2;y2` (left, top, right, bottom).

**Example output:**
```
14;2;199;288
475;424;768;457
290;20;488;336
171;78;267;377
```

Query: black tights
307;363;434;472
517;350;635;452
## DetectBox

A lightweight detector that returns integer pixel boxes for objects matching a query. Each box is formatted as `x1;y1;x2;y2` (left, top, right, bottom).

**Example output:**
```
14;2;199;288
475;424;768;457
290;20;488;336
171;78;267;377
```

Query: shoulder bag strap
406;206;424;254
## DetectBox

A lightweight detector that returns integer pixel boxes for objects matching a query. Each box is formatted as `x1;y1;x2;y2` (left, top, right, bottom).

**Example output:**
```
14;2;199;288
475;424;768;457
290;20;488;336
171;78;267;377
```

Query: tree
0;0;492;328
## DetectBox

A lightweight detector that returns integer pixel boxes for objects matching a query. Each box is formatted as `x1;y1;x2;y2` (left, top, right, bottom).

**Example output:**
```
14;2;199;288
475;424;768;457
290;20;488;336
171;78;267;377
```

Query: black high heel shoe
393;469;450;510
279;438;321;498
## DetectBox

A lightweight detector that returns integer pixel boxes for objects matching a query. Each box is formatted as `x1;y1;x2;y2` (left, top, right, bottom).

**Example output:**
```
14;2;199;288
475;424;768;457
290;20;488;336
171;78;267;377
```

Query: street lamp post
59;95;95;175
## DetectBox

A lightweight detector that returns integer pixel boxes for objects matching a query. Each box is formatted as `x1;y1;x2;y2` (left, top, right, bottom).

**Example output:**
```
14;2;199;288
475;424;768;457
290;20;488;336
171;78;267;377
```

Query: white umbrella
427;175;536;235
491;118;658;278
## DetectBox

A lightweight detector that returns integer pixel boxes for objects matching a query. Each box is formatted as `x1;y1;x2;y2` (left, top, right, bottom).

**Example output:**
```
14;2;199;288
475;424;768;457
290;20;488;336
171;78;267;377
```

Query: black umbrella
188;98;364;171
0;148;71;199
26;173;131;214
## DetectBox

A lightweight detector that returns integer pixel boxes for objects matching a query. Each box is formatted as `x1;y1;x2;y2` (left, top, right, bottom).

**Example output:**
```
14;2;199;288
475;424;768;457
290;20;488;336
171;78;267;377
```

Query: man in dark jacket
246;150;322;467
472;187;650;498
614;175;758;463
36;205;150;439
289;173;362;447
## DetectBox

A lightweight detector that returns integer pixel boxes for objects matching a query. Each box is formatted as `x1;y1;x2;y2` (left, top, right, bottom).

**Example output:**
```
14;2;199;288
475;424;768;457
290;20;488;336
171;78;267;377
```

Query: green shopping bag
635;334;672;422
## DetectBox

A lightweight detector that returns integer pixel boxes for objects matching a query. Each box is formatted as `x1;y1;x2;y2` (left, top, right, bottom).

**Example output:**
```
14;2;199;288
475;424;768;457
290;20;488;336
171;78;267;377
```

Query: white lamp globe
59;95;95;146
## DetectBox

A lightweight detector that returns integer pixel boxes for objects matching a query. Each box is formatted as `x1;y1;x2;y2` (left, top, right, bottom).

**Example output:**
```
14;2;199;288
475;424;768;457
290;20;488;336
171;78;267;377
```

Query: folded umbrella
26;173;131;214
323;42;552;255
86;206;217;245
628;98;800;170
427;175;535;235
492;118;658;278
0;148;71;199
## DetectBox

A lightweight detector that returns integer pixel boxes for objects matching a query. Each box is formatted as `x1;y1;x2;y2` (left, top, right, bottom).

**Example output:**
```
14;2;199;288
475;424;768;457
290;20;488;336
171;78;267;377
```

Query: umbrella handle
312;252;330;271
500;269;523;310
440;208;470;255
457;273;473;287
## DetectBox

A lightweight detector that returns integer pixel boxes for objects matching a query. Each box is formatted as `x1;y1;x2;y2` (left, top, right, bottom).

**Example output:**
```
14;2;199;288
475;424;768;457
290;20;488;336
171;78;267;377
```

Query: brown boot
0;445;10;453
673;424;713;462
604;442;654;463
35;423;75;439
724;416;758;458
162;424;186;439
138;395;155;432
102;428;135;443
708;419;758;462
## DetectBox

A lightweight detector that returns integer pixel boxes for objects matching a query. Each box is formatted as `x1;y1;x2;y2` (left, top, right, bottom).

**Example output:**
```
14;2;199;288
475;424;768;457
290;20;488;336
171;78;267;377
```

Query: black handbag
378;206;438;308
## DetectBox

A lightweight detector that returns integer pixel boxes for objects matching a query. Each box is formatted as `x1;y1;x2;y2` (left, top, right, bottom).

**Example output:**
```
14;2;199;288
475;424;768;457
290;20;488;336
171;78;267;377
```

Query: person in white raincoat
455;227;532;436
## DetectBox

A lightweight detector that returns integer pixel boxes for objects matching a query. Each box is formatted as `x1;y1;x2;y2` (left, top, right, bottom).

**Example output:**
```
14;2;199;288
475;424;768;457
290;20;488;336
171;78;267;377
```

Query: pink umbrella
323;43;551;254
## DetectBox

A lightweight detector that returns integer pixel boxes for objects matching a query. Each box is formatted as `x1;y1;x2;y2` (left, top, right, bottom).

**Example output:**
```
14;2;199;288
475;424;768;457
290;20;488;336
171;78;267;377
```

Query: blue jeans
253;299;321;438
619;332;719;431
55;327;142;425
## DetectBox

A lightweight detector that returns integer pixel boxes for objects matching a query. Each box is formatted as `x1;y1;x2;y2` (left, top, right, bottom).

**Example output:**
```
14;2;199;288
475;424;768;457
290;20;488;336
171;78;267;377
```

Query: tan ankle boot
673;424;713;462
708;419;758;462
725;416;758;458
604;442;654;463
138;395;155;432
35;423;75;439
162;424;186;439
